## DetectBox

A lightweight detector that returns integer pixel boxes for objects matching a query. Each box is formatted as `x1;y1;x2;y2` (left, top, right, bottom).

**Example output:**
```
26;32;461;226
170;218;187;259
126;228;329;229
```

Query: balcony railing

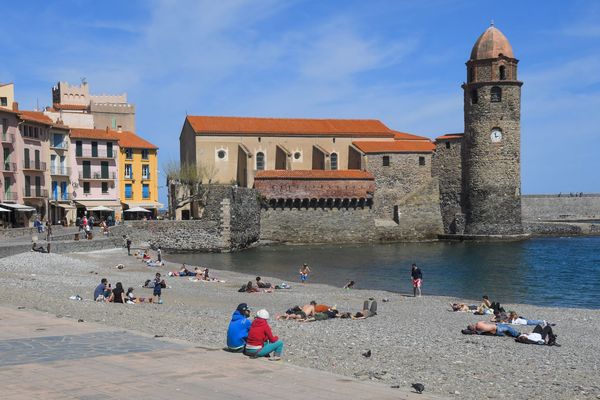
50;142;69;150
75;150;116;159
50;166;71;176
124;174;134;180
23;188;48;198
2;191;17;201
141;173;151;180
1;162;17;172
51;192;72;201
22;160;47;171
79;171;117;180
1;133;14;144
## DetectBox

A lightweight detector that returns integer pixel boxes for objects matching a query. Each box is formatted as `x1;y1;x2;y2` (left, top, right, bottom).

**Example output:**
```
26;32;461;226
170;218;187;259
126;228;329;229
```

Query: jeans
525;319;545;326
496;323;520;337
247;340;284;357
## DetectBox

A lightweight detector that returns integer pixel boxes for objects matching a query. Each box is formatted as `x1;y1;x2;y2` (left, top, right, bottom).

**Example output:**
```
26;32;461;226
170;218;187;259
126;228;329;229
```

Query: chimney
12;101;18;111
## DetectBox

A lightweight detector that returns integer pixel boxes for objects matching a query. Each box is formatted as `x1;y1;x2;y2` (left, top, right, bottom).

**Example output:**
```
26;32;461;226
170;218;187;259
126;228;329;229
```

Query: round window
293;152;301;160
217;150;227;159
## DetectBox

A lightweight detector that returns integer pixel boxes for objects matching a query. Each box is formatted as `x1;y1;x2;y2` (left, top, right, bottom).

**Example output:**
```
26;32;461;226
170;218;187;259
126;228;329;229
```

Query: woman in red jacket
245;309;284;361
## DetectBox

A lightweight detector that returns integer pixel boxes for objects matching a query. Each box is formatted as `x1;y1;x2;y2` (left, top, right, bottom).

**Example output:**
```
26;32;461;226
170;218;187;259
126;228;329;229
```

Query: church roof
392;130;431;141
352;140;435;154
255;170;374;180
470;25;514;60
186;116;395;138
436;133;464;141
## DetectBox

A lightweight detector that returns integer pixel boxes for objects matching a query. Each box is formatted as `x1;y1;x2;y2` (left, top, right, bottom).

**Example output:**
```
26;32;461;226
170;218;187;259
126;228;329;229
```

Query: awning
0;206;11;212
89;205;114;212
56;203;76;209
75;200;122;209
125;206;151;213
121;202;164;209
0;203;36;212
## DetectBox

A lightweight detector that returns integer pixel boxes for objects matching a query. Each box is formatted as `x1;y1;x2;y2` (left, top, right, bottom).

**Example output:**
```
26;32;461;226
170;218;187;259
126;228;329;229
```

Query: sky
1;0;599;203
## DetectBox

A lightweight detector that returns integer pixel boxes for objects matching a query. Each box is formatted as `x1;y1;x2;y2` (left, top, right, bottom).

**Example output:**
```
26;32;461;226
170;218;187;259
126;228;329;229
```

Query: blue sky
1;0;599;201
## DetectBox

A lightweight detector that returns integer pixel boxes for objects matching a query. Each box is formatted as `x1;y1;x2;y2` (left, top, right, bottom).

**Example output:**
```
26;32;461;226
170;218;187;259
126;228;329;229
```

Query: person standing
157;247;162;263
411;264;423;297
126;237;132;256
299;263;311;283
46;221;52;241
153;272;163;304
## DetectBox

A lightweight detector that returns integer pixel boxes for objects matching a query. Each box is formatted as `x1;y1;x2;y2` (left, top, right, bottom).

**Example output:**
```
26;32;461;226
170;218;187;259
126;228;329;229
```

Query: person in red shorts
411;264;423;297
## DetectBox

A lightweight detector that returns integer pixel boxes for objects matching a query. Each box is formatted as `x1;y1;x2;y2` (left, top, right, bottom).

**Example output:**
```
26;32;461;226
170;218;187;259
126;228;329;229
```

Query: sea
167;237;600;309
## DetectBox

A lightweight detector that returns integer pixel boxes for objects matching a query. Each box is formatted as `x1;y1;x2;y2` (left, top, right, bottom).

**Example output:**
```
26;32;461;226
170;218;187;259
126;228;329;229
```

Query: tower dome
470;25;514;60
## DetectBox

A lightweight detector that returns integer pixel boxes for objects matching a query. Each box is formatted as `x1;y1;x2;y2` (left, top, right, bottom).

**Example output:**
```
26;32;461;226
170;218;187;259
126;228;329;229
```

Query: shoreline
1;248;599;399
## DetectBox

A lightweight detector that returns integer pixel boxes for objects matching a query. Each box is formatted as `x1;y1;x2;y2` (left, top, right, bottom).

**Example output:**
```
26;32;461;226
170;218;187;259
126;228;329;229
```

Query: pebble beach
0;248;599;399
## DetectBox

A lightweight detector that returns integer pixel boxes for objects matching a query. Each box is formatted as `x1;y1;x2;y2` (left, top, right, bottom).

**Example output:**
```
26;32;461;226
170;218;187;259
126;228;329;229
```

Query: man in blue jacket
227;303;252;352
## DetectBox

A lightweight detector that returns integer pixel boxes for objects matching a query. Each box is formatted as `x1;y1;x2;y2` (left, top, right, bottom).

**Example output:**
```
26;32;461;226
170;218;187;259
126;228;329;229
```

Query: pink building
69;128;121;219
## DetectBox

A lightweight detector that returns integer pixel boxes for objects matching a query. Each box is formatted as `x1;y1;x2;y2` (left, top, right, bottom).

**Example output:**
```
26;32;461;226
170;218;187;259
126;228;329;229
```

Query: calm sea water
167;237;600;309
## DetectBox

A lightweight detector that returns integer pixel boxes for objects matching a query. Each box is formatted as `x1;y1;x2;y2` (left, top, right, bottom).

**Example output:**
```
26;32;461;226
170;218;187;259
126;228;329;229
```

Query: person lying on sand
352;300;377;320
450;303;478;312
276;302;316;320
463;321;521;337
31;242;47;253
516;324;559;346
506;311;549;326
343;280;355;289
302;306;340;322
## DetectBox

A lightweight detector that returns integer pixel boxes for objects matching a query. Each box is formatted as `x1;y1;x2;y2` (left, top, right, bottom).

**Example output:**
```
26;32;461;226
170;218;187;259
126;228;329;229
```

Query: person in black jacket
411;264;423;297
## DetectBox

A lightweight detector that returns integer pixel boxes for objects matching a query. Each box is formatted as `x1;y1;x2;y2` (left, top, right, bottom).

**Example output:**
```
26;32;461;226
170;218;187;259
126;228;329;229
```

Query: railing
124;174;134;180
50;166;71;176
1;162;17;172
51;192;72;201
2;191;17;201
50;141;69;150
141;173;151;180
79;171;117;180
23;188;48;198
1;133;14;144
22;160;47;171
76;150;116;159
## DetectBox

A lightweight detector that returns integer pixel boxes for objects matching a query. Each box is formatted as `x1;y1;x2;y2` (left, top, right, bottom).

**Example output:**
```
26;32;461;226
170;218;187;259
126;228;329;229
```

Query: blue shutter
125;184;132;199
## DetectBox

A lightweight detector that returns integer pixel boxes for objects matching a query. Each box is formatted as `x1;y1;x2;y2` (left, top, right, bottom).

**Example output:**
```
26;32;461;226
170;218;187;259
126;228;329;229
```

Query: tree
164;160;219;219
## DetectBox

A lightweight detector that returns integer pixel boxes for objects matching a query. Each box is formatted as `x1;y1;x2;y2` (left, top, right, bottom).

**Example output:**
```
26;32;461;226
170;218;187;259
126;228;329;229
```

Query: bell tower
461;24;523;235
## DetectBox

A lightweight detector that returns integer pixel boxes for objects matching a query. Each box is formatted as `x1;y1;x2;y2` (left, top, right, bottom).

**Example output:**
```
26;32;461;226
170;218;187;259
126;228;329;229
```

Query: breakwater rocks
1;249;599;399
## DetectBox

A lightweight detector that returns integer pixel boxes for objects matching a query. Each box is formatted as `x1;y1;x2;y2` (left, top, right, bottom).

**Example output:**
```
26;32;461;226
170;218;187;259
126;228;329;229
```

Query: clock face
491;129;503;143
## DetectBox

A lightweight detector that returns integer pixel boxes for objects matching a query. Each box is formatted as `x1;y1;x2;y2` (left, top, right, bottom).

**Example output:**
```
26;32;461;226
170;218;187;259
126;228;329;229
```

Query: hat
236;303;250;312
256;309;270;320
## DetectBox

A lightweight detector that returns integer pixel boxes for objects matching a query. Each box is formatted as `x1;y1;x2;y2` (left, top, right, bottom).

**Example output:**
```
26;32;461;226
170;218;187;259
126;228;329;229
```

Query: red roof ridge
435;133;464;141
392;130;431;141
352;140;435;154
114;130;158;149
18;110;54;125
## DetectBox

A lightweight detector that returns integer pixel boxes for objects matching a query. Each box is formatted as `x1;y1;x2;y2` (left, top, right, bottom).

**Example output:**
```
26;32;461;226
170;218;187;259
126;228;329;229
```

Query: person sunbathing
465;321;521;337
507;311;548;326
450;302;478;312
343;280;355;289
516;324;559;346
277;302;316;320
352;300;377;319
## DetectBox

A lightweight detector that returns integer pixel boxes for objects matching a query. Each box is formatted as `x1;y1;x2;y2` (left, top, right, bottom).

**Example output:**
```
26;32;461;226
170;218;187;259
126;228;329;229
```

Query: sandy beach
0;248;599;399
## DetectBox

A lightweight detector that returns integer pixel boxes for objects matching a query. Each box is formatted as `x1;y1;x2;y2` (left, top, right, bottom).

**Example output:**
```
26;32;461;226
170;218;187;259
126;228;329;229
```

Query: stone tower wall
462;77;523;235
432;138;463;233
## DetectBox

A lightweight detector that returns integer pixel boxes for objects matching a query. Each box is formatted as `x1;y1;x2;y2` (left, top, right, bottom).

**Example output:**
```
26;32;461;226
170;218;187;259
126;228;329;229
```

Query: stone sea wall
522;194;600;221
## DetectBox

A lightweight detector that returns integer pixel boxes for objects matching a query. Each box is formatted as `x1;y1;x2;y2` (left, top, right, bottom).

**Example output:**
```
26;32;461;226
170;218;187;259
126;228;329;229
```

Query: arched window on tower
471;89;478;104
491;86;502;102
256;152;265;170
499;65;506;80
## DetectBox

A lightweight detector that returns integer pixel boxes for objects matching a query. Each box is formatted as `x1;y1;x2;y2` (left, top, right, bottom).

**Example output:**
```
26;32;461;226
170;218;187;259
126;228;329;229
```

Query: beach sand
0;248;598;399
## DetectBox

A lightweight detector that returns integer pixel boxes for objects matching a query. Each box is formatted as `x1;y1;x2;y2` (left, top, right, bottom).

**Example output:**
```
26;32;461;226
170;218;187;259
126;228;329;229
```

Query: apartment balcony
2;191;17;201
79;171;117;180
1;162;17;173
23;188;48;198
50;192;72;202
75;150;117;160
50;166;72;176
22;160;47;172
1;132;15;145
50;142;69;150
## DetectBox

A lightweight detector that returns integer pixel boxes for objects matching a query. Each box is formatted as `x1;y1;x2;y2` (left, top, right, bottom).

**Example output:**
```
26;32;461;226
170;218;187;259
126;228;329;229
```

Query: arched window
471;89;478;104
499;66;506;80
256;152;265;170
330;153;338;170
491;86;502;102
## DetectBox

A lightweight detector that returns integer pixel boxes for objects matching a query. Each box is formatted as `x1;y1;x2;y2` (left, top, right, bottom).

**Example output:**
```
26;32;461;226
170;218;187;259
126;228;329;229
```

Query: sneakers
268;356;282;361
158;300;163;304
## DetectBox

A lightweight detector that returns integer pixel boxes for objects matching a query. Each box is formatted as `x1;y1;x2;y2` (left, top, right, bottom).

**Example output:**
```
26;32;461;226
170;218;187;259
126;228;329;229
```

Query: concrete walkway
0;306;444;400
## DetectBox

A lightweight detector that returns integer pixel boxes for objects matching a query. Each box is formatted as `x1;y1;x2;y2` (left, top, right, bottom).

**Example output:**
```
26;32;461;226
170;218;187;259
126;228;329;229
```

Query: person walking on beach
411;264;423;297
299;263;311;283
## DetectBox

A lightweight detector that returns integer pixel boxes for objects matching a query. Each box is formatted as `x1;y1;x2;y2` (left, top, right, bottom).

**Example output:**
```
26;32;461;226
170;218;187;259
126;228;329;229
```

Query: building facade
48;124;75;224
115;131;161;217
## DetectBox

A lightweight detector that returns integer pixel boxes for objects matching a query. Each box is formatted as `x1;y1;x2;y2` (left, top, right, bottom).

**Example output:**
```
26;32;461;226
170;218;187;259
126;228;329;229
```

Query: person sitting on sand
491;309;509;322
245;281;260;293
352;300;378;320
516;324;559;346
465;321;521;337
227;303;252;352
31;242;47;253
343;280;355;289
256;276;272;289
107;282;125;304
244;309;284;361
126;287;136;303
94;278;108;301
450;303;478;312
507;311;548;326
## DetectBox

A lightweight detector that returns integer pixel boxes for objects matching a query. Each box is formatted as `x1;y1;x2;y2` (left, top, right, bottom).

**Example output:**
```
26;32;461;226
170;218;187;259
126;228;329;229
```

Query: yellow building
115;131;161;218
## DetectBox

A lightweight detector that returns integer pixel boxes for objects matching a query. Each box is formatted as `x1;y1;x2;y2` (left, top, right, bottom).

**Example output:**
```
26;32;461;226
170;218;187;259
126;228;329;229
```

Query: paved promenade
0;306;442;400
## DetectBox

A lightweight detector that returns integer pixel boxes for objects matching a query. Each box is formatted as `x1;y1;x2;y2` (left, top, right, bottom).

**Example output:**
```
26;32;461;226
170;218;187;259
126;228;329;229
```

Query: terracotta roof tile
18;111;53;125
115;131;158;149
53;103;89;111
69;128;120;140
392;130;431;141
187;116;394;137
255;170;374;180
435;133;464;141
352;140;435;154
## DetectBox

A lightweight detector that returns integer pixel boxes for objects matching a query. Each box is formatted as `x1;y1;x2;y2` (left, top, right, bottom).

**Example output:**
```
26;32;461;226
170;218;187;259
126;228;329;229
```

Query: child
153;273;163;304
